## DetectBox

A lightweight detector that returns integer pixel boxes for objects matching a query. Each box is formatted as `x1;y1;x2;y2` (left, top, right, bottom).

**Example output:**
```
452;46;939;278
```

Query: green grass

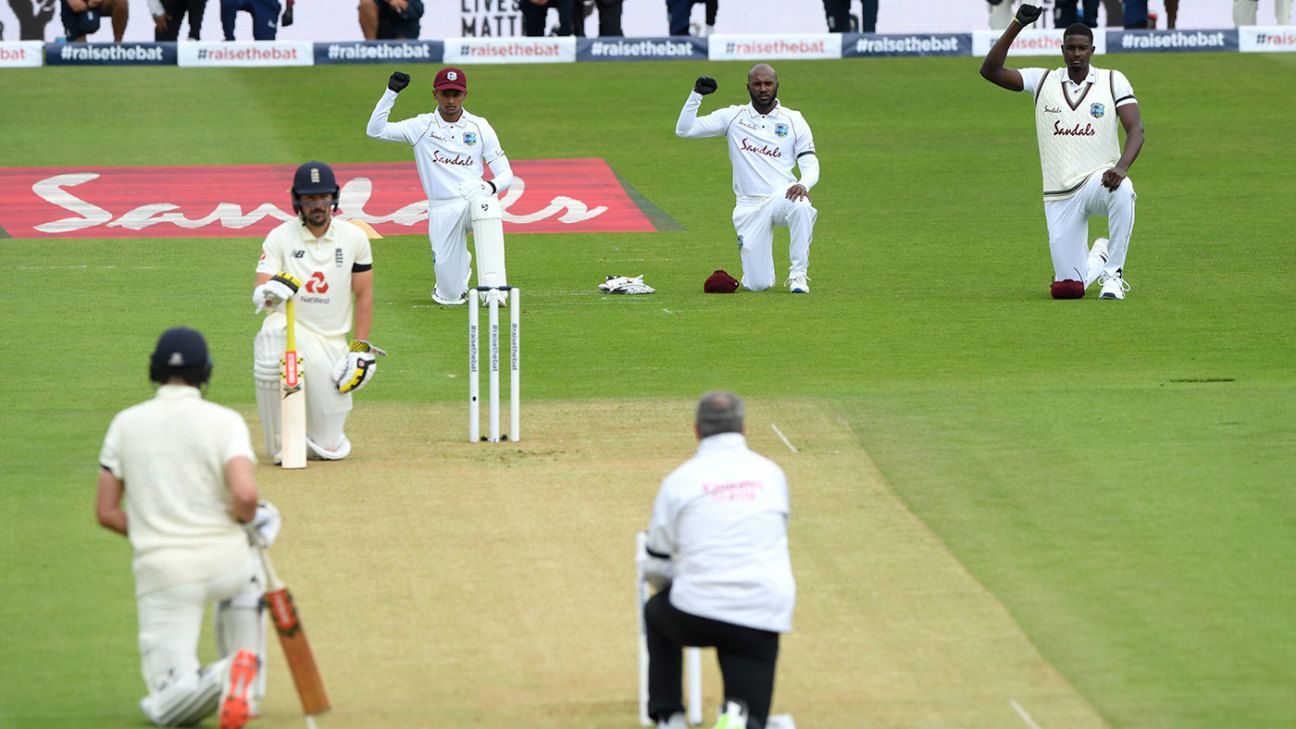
2;53;1294;727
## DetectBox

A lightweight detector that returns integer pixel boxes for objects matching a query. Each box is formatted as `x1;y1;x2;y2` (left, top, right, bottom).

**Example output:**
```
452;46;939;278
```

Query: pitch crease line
1009;700;1042;729
770;423;798;453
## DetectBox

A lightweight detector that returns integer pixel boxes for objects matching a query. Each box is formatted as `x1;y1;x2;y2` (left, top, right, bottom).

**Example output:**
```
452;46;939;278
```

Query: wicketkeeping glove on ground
389;71;410;93
1014;3;1043;25
253;272;302;314
332;339;388;393
694;76;718;95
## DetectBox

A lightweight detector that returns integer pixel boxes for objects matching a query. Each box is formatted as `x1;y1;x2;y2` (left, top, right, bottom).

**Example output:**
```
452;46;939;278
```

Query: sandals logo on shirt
774;123;789;137
1090;102;1106;119
463;132;478;146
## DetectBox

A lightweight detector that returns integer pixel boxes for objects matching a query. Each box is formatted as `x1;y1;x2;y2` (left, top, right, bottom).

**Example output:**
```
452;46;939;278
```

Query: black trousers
824;0;878;33
645;588;780;729
521;0;574;36
155;0;208;40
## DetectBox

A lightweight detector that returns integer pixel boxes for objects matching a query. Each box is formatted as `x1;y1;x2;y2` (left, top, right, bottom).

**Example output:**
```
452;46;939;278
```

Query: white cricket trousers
137;561;251;693
1234;0;1292;25
428;197;475;302
1043;172;1135;284
255;315;352;458
732;193;817;291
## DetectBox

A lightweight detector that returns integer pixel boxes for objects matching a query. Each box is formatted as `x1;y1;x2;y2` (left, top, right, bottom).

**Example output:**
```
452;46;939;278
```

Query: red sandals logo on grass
0;160;665;239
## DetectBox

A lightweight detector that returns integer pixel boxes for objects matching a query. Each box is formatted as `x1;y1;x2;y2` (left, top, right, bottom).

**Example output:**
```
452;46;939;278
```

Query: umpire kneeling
641;391;795;729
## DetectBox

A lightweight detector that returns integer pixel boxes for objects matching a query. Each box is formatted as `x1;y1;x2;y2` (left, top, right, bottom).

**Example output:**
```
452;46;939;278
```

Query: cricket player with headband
676;64;820;294
640;391;795;729
96;327;281;729
252;161;381;461
981;5;1145;300
366;66;515;306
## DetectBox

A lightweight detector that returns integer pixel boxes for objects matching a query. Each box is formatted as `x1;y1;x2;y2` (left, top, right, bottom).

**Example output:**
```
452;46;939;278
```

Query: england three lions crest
1090;103;1106;119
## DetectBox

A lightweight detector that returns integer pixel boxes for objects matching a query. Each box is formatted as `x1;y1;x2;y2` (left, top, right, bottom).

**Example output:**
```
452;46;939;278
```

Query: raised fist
1014;4;1043;26
388;71;410;93
694;76;718;96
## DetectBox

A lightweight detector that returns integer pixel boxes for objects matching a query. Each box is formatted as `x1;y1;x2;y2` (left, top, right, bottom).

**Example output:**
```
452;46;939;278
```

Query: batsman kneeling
253;161;384;463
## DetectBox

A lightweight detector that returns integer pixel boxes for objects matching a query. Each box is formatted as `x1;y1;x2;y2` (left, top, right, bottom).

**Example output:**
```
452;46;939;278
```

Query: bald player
367;66;515;306
676;64;820;294
981;5;1144;300
252;161;381;461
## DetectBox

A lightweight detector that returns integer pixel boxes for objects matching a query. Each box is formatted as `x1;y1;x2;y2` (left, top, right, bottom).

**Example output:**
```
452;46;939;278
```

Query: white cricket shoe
658;712;688;729
431;290;468;306
1099;274;1130;301
1086;237;1109;285
787;273;810;294
713;699;749;729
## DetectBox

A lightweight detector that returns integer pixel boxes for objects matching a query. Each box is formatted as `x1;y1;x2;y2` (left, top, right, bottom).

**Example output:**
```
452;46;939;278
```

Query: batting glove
1014;3;1043;25
253;272;302;314
694;76;718;95
248;500;282;548
332;339;387;393
389;71;410;93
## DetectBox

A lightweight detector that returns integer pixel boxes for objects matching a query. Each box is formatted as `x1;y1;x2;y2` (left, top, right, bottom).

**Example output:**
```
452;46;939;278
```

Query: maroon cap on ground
434;67;467;92
705;270;740;294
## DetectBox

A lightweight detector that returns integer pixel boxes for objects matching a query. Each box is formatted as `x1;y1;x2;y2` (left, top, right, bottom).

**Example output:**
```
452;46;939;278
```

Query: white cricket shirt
99;386;255;596
257;218;373;339
367;89;508;202
676;91;817;204
647;432;795;633
1021;66;1136;199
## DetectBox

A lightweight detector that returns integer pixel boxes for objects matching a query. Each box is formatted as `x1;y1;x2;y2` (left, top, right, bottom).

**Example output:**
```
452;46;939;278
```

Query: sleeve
1112;70;1136;107
98;415;123;479
255;230;282;276
366;90;418;144
146;0;164;15
479;119;507;165
1019;68;1047;97
222;414;257;465
645;477;678;557
487;155;514;195
796;154;819;191
676;92;733;139
354;229;374;267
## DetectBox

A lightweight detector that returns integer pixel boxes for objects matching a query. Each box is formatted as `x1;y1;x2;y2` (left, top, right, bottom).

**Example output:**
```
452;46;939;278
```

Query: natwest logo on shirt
0;42;43;68
443;37;576;65
0;161;666;238
709;33;842;60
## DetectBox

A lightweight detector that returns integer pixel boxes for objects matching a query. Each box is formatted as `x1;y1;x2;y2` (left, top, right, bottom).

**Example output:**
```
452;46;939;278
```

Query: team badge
447;71;458;81
463;132;478;146
774;123;789;138
1090;103;1105;119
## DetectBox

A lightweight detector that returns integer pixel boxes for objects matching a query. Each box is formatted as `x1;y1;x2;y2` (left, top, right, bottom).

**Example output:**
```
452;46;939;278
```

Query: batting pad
470;196;507;289
139;656;229;727
215;555;268;706
254;328;286;459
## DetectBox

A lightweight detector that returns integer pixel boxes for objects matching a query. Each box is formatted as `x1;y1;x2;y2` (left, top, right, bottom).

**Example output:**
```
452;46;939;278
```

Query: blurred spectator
358;0;422;39
62;0;128;42
1052;0;1124;27
824;0;878;33
1234;0;1292;25
147;0;208;40
1122;0;1147;27
1165;0;1178;28
667;0;716;36
571;0;623;36
220;0;280;40
7;0;57;40
987;0;1021;30
522;0;575;36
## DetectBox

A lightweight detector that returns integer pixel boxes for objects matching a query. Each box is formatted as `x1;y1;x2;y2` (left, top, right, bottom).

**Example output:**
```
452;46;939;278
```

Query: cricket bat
255;536;330;715
280;297;307;469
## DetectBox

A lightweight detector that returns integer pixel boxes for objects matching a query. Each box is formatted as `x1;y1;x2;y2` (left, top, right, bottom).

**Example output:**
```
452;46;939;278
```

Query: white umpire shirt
647;432;795;633
367;89;512;202
676;92;819;205
99;386;256;596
